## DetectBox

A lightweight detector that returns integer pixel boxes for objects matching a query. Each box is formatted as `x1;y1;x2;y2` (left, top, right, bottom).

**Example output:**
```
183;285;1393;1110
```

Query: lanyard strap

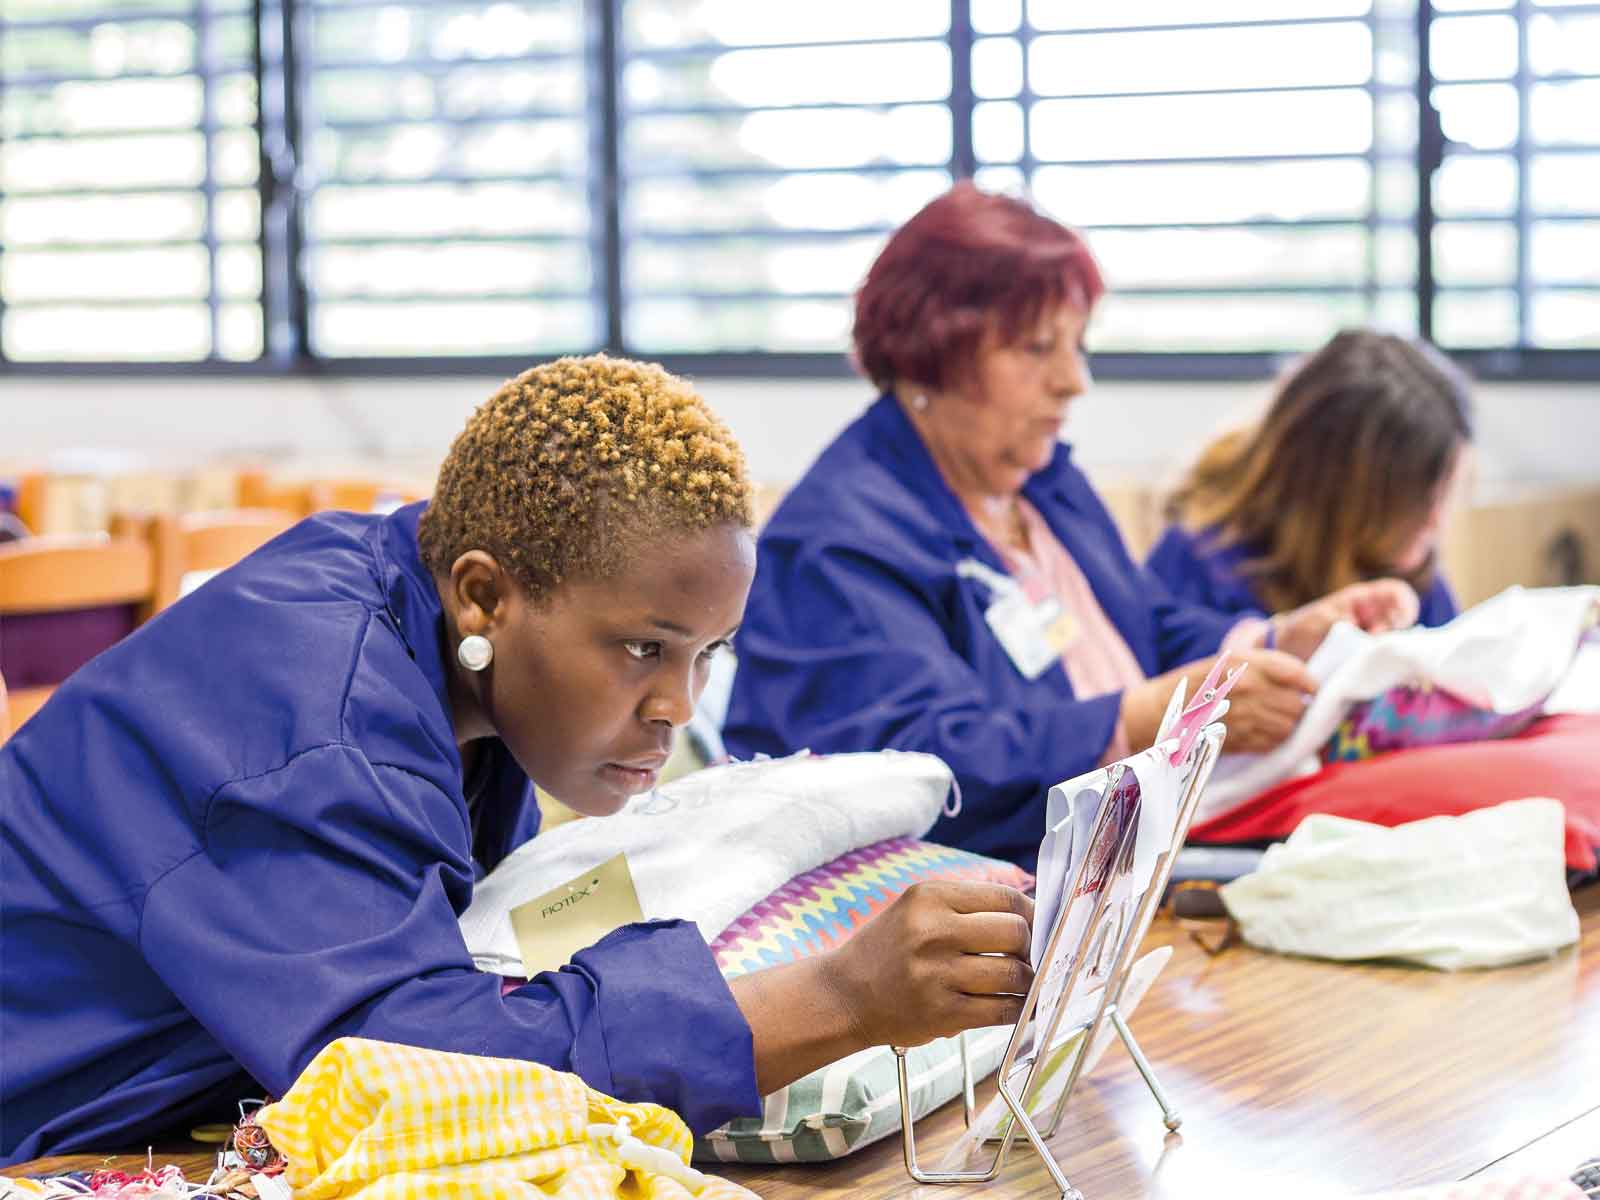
956;556;1022;600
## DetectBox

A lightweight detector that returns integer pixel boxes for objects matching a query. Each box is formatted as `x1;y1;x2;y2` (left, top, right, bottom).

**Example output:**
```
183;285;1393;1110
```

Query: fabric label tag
511;851;645;979
986;591;1071;680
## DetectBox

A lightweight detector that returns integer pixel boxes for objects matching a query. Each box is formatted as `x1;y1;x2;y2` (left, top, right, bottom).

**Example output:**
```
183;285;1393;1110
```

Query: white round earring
457;634;494;672
909;392;929;411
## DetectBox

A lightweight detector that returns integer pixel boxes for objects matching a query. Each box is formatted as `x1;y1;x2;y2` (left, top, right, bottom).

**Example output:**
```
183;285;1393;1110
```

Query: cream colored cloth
256;1038;758;1200
1219;798;1579;970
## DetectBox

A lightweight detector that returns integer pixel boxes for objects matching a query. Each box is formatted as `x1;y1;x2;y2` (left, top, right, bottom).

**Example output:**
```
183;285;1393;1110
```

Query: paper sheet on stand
1021;746;1183;1074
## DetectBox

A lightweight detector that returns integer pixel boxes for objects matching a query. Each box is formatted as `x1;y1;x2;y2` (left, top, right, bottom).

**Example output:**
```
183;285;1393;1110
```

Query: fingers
1255;688;1309;728
948;909;1032;958
859;882;1037;1046
1240;710;1299;749
1252;649;1318;695
1228;650;1317;749
952;993;1029;1033
952;951;1034;999
1338;579;1417;631
938;881;1034;926
1229;727;1288;754
1357;579;1421;630
1227;702;1299;749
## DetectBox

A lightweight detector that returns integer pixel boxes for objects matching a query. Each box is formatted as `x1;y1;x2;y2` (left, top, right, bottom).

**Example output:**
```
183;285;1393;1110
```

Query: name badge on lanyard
957;558;1079;681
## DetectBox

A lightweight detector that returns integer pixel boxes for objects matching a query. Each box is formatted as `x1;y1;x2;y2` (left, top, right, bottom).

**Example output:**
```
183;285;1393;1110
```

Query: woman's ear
447;550;509;636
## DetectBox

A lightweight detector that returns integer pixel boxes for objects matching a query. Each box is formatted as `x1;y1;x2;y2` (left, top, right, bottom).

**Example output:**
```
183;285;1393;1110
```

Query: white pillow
460;750;956;975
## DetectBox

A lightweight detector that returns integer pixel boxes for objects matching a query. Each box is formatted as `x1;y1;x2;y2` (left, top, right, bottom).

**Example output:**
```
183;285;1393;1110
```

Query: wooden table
11;886;1598;1198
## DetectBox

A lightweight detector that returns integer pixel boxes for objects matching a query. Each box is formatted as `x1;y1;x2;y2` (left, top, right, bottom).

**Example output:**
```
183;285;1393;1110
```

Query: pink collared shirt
971;496;1266;765
971;497;1145;762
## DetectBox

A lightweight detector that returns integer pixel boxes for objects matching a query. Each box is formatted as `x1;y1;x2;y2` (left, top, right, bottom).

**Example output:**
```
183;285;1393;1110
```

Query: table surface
10;886;1598;1199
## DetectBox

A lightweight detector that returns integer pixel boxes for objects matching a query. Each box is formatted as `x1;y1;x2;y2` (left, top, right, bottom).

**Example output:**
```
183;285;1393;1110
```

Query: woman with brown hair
1148;329;1473;628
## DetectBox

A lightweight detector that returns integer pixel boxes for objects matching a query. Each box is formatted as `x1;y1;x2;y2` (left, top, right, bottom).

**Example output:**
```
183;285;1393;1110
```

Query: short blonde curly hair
418;355;753;599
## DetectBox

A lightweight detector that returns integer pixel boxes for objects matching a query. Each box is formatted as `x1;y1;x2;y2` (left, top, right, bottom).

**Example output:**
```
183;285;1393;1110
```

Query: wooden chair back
237;470;421;518
143;508;300;609
236;470;330;517
180;508;299;573
0;533;157;615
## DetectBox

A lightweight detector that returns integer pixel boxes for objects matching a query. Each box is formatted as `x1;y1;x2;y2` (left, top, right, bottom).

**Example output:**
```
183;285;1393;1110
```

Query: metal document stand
892;725;1226;1200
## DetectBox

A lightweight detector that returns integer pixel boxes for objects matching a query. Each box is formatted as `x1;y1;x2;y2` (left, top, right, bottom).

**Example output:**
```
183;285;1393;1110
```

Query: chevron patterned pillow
709;836;1033;978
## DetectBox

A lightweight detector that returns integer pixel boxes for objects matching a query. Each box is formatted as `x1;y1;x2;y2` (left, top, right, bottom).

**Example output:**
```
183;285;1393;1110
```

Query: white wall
3;373;1597;492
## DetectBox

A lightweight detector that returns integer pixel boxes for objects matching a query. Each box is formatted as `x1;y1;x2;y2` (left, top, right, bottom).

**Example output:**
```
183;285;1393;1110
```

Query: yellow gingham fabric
255;1038;758;1200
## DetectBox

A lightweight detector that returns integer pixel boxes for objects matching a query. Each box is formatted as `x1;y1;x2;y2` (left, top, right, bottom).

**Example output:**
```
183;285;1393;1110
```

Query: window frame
0;0;265;365
0;0;1594;381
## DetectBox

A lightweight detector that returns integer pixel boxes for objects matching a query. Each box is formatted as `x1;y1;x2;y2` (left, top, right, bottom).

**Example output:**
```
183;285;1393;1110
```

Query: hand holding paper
1128;650;1305;755
1210;650;1316;752
824;880;1035;1049
889;705;1231;1188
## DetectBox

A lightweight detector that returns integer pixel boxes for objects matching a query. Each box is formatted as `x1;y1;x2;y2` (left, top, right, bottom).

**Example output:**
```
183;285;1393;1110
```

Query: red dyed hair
852;181;1105;392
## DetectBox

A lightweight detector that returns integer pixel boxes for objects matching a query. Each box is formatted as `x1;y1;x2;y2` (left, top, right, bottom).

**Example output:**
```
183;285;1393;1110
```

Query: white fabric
1546;638;1600;714
1220;797;1580;970
460;749;955;975
1202;586;1600;820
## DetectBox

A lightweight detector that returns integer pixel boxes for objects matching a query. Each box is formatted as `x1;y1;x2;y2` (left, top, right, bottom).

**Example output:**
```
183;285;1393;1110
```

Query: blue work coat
723;395;1238;870
1145;523;1460;629
0;504;757;1165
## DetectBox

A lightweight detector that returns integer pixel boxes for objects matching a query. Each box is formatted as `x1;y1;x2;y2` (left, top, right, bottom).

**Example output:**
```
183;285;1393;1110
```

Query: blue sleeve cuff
529;919;760;1135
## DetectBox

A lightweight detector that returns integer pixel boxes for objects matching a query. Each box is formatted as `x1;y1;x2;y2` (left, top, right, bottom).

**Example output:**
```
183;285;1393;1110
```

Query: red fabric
1188;714;1600;872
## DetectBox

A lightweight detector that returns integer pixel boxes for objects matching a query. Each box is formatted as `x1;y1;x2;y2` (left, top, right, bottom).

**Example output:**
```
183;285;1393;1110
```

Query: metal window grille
1;0;264;363
0;0;1594;377
1423;0;1600;362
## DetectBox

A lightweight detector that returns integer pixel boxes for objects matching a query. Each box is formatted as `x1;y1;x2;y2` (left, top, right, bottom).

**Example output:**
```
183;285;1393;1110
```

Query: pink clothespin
1168;655;1248;765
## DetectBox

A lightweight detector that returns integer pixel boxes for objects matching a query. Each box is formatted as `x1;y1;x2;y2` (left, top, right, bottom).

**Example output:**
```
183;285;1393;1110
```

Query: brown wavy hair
418;355;753;600
1166;330;1474;612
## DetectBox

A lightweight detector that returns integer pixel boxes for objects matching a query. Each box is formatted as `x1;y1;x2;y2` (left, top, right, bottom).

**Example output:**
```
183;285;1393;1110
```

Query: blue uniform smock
0;503;758;1165
1145;523;1460;629
723;395;1239;870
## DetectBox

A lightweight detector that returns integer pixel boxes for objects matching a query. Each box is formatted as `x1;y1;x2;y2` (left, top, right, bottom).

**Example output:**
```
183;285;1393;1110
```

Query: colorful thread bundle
0;1109;290;1200
228;1115;285;1178
1;1162;223;1200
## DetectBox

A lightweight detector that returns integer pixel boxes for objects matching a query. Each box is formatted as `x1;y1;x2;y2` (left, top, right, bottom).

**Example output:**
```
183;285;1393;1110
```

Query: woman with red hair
724;183;1417;869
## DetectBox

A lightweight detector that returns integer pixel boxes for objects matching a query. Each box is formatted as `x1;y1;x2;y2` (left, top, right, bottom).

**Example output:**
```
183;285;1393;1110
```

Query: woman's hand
1122;650;1317;755
1213;649;1319;752
1274;578;1421;660
826;881;1034;1048
730;881;1033;1094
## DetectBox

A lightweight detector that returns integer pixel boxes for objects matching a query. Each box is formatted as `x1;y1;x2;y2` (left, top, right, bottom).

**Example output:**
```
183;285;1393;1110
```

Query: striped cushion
710;836;1032;978
695;838;1031;1164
